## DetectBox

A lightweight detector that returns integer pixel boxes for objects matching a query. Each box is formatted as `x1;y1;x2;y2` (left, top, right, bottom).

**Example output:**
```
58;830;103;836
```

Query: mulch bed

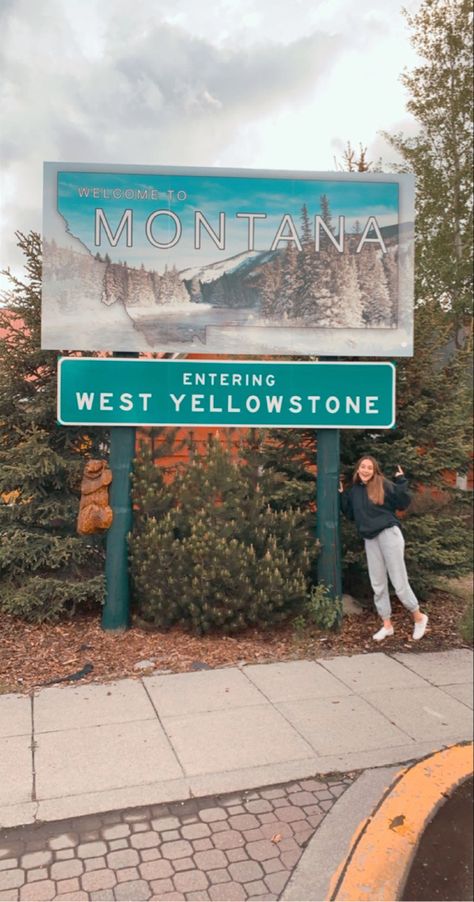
0;591;470;695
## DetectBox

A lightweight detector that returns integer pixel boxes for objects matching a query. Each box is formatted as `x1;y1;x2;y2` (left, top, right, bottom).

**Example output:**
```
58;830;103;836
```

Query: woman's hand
338;479;344;493
394;465;404;478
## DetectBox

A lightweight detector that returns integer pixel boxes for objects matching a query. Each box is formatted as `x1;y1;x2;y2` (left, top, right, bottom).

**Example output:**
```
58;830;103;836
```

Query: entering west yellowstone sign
58;359;396;429
42;163;414;356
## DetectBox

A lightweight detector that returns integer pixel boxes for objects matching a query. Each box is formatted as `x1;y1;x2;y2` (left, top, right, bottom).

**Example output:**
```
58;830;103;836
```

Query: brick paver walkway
0;775;354;901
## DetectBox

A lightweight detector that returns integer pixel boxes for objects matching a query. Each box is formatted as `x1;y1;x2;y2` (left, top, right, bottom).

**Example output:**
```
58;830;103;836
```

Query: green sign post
316;429;342;598
103;424;135;630
58;358;395;429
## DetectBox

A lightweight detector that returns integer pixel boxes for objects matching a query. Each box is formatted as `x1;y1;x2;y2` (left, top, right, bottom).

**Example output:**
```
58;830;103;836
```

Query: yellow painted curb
327;742;474;901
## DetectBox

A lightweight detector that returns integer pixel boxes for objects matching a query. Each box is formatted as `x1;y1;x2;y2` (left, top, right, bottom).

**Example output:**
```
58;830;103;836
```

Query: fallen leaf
271;833;282;843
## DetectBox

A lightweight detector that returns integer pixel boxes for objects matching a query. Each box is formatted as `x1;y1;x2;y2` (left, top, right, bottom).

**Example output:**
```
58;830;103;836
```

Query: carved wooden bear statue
77;459;113;535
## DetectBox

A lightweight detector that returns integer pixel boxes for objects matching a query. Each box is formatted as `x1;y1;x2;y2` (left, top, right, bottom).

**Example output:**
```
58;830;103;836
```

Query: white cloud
0;0;421;285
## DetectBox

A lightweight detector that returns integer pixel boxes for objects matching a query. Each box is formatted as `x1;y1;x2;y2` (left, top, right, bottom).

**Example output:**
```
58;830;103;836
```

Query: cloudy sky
0;0;420;285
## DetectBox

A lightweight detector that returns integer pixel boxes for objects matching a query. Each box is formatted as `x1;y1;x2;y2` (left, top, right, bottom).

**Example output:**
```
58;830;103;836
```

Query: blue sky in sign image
57;170;399;271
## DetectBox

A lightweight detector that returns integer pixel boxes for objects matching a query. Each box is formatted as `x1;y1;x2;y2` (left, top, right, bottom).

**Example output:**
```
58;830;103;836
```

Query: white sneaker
373;626;394;642
413;613;428;640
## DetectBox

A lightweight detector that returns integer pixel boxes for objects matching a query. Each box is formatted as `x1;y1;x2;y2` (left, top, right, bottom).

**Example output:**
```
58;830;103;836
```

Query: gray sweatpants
364;526;419;620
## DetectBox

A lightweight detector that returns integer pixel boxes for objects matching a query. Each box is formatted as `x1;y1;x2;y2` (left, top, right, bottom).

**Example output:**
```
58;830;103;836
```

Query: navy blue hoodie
340;476;411;539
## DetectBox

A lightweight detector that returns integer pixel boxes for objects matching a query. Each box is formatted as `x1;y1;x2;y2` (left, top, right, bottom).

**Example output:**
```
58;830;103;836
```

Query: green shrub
130;440;314;634
0;232;107;622
294;583;343;633
403;507;473;599
0;574;105;622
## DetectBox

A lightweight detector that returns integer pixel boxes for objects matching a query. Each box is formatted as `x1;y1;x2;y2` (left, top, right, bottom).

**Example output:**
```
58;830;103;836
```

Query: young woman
339;456;428;642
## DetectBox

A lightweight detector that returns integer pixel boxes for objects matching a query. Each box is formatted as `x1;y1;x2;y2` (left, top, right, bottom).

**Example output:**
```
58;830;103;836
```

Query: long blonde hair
352;455;386;505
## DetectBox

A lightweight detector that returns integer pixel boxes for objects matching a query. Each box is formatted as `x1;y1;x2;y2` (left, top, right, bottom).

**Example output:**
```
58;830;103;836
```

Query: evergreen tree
258;257;282;318
165;266;190;305
300;203;312;245
310;194;341;325
239;427;316;517
131;432;180;525
340;300;472;598
187;275;203;304
383;0;473;336
357;247;392;326
382;247;399;326
102;260;128;307
126;265;156;308
276;244;300;318
130;439;313;633
151;269;164;303
214;272;245;309
294;205;319;319
238;426;318;580
319;194;333;232
206;276;223;306
332;253;364;328
342;0;474;594
341;3;473;597
0;232;107;621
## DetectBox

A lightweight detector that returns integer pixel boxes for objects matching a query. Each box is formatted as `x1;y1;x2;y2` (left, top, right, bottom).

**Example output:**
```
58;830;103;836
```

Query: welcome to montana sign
42;163;414;356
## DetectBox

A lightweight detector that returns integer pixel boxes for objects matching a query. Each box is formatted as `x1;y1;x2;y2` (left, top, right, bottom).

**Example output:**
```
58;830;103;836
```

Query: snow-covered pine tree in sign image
256;194;373;329
293;204;320;319
274;242;300;319
126;264;156;309
187;275;203;304
382;247;399;326
307;194;338;326
102;260;128;307
332;252;364;327
206;273;228;307
159;265;189;306
258;255;282;319
357;245;393;326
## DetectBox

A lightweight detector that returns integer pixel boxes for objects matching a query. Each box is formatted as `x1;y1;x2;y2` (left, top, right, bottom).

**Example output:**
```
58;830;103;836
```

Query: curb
282;765;401;901
327;742;473;901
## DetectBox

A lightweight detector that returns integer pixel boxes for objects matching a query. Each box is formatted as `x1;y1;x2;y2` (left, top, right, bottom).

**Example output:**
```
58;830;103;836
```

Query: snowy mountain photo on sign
42;166;414;355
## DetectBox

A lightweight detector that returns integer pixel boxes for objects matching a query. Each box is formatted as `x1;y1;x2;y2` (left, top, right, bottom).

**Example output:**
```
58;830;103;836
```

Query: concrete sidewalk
2;649;472;831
